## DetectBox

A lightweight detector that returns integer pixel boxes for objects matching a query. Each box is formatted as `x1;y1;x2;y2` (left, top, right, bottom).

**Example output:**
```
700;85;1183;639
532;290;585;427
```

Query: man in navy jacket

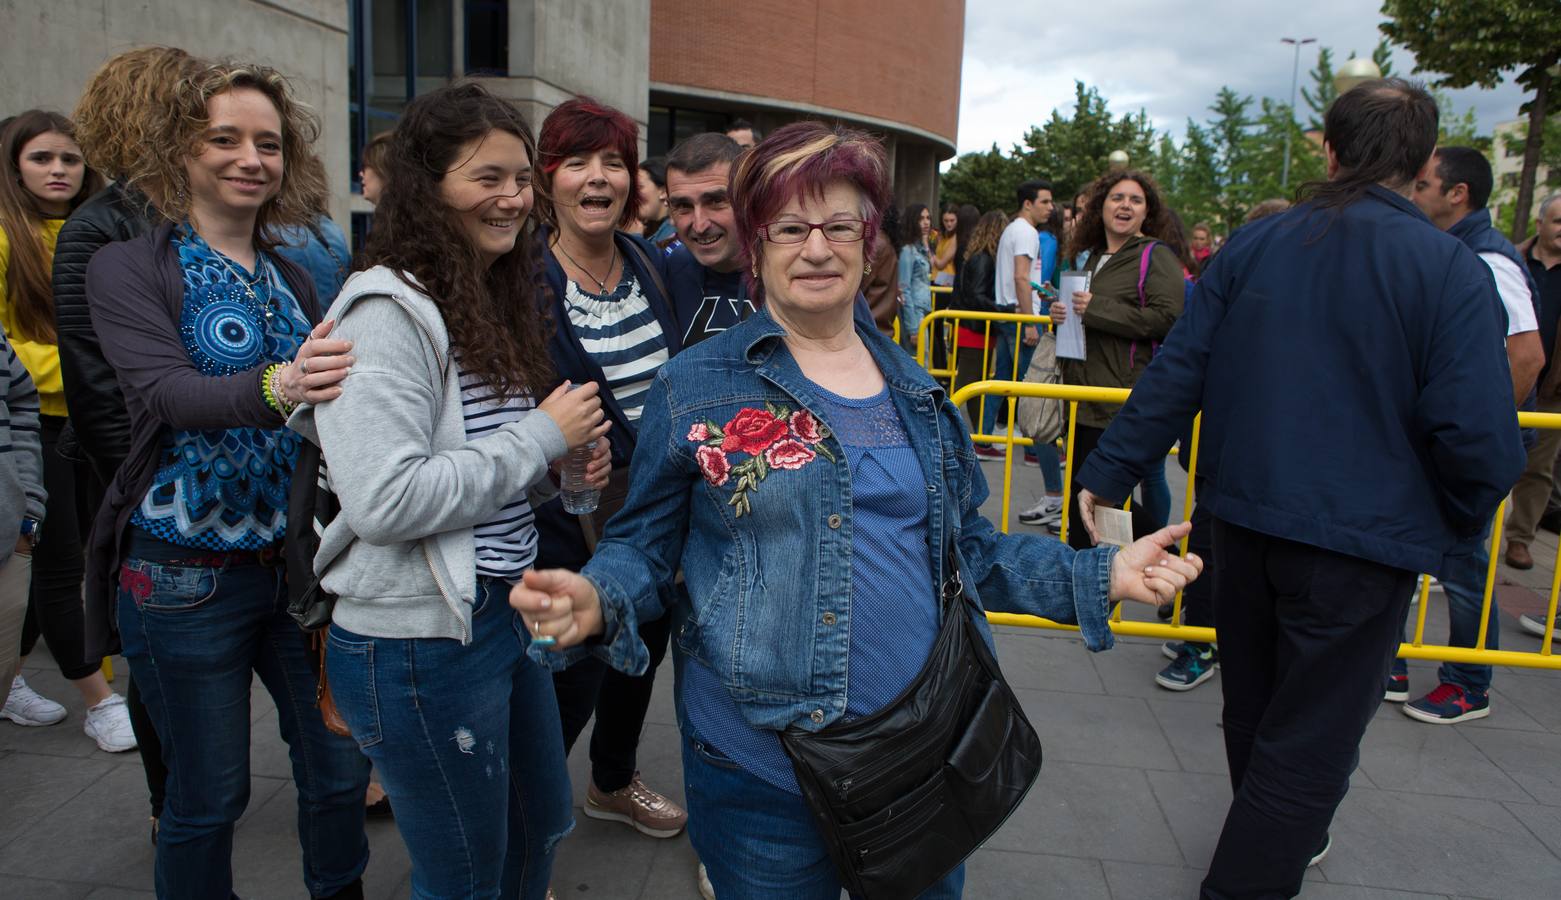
1075;80;1524;899
662;132;754;347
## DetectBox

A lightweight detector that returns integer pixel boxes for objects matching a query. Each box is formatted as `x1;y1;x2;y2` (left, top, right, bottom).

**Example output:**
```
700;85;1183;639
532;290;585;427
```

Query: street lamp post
1281;36;1316;189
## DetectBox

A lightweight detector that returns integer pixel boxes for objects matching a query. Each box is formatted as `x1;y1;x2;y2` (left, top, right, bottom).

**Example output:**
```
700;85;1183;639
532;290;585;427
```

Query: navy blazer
536;227;683;571
1077;186;1524;577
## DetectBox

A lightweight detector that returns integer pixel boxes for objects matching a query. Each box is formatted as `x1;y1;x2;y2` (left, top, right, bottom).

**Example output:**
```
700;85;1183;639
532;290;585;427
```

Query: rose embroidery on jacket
690;403;835;516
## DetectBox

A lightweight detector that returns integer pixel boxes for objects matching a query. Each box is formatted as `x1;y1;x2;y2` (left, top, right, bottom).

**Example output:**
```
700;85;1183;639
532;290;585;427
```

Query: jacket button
821;612;837;626
811;709;825;723
827;514;842;529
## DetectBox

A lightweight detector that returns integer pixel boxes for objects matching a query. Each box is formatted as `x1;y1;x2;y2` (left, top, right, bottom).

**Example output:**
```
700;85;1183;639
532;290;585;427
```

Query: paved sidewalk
4;459;1560;898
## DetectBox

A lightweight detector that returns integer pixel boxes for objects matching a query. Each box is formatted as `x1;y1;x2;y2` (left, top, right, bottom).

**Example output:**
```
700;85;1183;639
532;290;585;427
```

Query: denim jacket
531;308;1119;733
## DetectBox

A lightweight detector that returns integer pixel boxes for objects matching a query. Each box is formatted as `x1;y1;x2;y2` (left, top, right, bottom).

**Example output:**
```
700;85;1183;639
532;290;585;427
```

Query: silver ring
300;358;309;376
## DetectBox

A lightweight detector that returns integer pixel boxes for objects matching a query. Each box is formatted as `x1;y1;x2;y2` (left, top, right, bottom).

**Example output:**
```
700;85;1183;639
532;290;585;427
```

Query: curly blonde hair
126;61;325;244
72;47;204;183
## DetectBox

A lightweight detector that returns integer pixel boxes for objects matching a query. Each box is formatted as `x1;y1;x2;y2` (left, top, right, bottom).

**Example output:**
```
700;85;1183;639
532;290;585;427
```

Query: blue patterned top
682;379;938;794
130;224;310;549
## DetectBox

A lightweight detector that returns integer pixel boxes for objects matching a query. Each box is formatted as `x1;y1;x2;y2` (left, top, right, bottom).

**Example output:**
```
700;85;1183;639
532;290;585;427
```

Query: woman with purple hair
512;121;1202;898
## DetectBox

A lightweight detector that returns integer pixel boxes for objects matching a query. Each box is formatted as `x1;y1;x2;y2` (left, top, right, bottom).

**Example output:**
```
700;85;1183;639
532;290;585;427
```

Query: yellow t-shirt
0;217;66;417
932;231;957;282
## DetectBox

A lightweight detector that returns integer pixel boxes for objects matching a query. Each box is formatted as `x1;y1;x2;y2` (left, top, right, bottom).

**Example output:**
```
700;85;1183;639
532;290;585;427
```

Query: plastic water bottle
560;441;599;514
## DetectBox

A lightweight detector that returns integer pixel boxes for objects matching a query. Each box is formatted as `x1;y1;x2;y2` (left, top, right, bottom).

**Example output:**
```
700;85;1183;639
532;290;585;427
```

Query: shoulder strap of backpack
1136;241;1158;308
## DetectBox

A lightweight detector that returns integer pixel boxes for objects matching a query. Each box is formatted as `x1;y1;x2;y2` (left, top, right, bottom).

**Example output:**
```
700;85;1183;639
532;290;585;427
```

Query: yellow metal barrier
950;379;1561;672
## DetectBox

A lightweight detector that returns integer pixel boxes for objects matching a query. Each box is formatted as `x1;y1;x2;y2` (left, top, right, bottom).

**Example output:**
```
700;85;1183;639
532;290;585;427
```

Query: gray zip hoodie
289;267;566;644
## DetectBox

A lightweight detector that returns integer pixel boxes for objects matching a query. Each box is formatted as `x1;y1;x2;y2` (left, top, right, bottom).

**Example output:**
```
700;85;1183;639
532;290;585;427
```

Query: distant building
5;0;964;235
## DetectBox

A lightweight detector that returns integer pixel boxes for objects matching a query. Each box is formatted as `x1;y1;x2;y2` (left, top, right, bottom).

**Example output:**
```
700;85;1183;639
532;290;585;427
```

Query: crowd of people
0;40;1556;900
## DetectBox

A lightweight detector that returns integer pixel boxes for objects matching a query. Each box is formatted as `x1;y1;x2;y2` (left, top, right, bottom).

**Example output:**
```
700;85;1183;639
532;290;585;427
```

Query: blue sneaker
1383;658;1409;703
1402;682;1490;724
1161;640;1184;660
1155;643;1218;691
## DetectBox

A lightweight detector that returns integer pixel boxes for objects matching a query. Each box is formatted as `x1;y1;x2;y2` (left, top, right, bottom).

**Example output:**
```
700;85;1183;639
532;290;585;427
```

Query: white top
995;217;1039;309
1480;252;1537;337
457;362;540;581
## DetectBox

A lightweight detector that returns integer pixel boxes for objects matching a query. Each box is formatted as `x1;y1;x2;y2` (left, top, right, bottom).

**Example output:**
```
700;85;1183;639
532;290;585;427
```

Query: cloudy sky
953;0;1531;159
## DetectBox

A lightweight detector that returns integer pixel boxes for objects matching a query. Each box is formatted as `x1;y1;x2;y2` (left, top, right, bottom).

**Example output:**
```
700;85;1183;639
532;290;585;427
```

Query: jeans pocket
688;731;744;772
130;560;222;613
326;626;382;750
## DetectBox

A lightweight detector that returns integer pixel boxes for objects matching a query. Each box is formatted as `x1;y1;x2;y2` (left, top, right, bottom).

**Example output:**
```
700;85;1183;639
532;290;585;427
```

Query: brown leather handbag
311;631;352;738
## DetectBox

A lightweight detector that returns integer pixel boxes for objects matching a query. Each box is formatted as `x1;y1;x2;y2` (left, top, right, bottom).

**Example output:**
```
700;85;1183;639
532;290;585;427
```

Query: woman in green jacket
1050;171;1185;550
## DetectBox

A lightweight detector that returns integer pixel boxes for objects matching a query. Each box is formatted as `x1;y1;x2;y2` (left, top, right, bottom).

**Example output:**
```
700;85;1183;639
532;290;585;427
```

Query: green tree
1381;0;1561;241
1172;122;1224;228
938;143;1024;213
1301;47;1336;130
1206;88;1256;232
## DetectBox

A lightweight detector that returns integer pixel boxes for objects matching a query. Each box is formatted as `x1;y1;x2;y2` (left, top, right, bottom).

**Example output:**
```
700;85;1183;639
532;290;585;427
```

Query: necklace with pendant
555;239;617;294
214;250;273;320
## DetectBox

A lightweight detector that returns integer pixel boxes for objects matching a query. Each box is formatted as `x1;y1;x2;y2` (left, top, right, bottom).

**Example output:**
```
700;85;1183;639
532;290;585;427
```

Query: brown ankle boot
1506;541;1534;570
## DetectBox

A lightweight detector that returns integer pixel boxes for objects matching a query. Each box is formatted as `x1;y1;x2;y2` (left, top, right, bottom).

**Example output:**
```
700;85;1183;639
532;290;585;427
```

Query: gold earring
863;262;873;276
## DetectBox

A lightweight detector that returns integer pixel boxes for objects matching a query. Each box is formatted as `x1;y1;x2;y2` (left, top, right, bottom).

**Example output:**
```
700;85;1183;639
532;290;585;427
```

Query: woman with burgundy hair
530;97;690;842
513;121;1202;898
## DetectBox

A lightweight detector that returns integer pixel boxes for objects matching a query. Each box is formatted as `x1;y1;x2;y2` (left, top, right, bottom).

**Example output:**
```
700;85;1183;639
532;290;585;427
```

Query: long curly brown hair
358;83;553;401
0;111;103;343
1067;170;1170;262
73;47;204;183
125;61;326;247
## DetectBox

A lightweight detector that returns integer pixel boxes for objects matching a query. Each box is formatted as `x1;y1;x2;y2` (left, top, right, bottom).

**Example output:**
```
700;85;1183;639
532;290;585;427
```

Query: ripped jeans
328;575;573;899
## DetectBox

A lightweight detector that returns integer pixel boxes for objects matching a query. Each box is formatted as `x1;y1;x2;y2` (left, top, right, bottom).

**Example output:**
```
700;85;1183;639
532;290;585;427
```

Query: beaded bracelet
262;363;296;417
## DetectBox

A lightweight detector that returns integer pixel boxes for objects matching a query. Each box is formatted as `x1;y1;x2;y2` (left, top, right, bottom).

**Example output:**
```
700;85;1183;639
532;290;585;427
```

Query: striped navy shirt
458;361;539;581
563;273;669;422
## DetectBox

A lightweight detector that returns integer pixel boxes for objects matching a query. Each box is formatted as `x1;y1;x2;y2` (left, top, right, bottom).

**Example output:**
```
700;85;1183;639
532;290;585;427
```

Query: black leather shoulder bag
779;547;1044;899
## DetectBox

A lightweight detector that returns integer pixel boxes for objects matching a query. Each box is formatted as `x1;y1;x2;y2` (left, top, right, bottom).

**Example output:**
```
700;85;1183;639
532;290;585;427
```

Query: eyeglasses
758;219;867;244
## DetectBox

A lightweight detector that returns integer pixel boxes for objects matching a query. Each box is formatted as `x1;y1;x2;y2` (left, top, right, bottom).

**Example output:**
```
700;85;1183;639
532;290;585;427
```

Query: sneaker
1519;613;1553;637
697;863;715;900
1161;640;1184;660
83;693;137;752
973;445;1005;461
1156;603;1175;621
2;675;66;726
1155;643;1218;691
584;773;687;838
1402;682;1490;724
1383;671;1410;703
1021;453;1040;468
1308;833;1331;867
1017;497;1062;527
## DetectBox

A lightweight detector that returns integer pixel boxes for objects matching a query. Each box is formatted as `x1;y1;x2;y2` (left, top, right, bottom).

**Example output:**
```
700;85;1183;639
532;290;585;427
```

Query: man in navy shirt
663;133;754;347
1075;80;1523;898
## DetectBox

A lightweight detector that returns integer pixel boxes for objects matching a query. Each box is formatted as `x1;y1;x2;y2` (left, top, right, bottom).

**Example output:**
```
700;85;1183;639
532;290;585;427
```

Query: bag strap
624;239;672;312
1130;241;1160;370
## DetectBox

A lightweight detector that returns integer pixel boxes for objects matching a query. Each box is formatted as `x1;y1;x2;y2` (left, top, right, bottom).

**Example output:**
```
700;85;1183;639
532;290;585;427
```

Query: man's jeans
118;538;370;899
682;725;965;899
1394;528;1498;694
328;576;573;900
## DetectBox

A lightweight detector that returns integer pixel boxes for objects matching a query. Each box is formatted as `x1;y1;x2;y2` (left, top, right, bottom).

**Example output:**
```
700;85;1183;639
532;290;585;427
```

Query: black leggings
552;611;673;793
18;416;95;680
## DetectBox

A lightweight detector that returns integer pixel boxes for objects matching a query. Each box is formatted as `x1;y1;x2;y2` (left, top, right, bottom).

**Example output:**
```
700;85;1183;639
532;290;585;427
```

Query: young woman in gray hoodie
293;84;611;900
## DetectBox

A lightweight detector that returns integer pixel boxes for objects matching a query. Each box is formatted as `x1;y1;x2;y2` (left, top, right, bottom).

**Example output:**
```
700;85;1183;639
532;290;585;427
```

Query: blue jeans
1394;531;1497;693
117;537;370;899
682;726;965;899
979;323;1036;444
328;576;573;900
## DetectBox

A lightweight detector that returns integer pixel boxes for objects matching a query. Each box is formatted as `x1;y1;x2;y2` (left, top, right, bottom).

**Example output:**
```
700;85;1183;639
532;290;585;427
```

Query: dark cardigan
81;221;322;657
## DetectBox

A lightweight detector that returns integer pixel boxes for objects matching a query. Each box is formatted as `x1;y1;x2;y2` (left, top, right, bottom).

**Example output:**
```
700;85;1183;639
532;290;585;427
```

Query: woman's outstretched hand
1107;521;1203;607
510;568;605;649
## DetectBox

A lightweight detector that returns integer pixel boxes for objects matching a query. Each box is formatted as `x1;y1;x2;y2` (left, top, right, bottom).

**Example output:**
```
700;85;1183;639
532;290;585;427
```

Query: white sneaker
83;693;137;752
697;863;715;900
2;675;66;726
1017;498;1063;527
1519;613;1553;637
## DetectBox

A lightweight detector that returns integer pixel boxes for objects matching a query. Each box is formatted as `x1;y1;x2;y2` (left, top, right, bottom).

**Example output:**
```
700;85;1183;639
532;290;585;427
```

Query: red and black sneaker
1402;682;1489;724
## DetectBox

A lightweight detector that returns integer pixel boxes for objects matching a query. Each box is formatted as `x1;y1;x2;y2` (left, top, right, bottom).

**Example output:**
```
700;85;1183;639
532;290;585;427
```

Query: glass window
465;0;508;75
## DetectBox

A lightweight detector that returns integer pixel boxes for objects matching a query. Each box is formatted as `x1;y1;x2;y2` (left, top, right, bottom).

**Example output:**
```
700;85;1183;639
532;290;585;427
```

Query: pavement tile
961;849;1109;899
1459;726;1561;805
1100;861;1208;899
1145;769;1230;869
1489;671;1561;733
0;763;158;888
1355;716;1531;802
984;760;1183;866
1014;688;1178;772
1499;801;1561;858
990;629;1107;695
0;751;115;850
0;874;93;899
81;889;156;900
1320;786;1561;898
1148;694;1228;775
610;838;703;900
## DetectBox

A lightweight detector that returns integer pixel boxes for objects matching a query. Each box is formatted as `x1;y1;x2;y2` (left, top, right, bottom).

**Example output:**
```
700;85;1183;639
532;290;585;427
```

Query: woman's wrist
262;363;296;417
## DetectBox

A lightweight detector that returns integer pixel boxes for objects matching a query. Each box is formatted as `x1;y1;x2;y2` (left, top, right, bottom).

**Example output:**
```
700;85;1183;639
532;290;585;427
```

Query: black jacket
954;251;999;313
52;182;154;490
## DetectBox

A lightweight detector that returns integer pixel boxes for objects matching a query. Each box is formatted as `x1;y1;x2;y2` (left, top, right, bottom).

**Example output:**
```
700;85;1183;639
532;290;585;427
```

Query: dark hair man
724;118;759;148
663;132;753;346
1392;146;1543;722
1075;79;1524;897
1505;190;1561;580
